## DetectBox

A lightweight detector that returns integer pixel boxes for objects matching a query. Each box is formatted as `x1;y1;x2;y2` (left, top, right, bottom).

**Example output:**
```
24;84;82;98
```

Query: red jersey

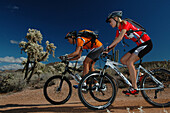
116;21;151;46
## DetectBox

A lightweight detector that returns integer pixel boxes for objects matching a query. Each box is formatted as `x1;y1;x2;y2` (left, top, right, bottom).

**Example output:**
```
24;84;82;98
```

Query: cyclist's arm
69;51;82;61
67;46;82;60
106;40;117;53
108;29;127;50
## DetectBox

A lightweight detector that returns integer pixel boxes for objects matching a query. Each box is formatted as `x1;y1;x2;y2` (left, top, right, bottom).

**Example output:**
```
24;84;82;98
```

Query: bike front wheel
141;69;170;107
43;75;72;105
78;71;117;110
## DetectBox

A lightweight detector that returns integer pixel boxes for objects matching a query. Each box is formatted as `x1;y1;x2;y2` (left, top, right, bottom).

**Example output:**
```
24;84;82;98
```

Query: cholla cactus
54;63;66;73
34;62;46;80
19;29;56;62
26;28;43;43
47;66;56;74
46;41;56;58
19;28;56;83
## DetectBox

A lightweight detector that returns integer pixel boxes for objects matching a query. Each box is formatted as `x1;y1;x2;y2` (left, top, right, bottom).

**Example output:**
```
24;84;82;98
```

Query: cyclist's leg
72;57;92;89
126;40;153;89
121;53;140;95
126;53;140;89
83;59;97;76
83;57;93;76
91;61;96;72
84;45;104;76
120;52;132;65
120;45;139;65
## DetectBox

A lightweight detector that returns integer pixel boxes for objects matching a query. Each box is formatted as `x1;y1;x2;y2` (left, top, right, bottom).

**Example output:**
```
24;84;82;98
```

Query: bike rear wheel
43;75;72;105
141;69;170;107
78;71;117;110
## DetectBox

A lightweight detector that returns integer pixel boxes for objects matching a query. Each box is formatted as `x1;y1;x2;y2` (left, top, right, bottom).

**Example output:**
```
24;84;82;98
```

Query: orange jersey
77;37;103;49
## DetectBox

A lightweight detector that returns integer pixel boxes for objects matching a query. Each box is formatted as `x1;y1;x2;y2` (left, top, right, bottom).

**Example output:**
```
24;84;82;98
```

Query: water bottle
75;73;82;81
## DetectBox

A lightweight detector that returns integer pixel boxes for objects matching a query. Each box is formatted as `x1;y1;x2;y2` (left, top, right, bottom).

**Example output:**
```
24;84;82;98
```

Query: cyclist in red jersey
105;11;153;95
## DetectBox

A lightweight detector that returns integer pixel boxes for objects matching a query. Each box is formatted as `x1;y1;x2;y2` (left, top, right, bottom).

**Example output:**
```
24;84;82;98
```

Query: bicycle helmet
65;31;77;39
106;11;123;23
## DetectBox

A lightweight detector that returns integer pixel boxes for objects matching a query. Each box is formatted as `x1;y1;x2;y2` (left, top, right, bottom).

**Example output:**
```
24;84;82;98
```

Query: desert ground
0;80;169;113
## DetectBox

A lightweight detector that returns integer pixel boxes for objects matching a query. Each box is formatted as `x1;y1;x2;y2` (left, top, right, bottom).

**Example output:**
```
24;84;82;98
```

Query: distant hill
0;60;169;73
45;62;60;67
140;60;169;70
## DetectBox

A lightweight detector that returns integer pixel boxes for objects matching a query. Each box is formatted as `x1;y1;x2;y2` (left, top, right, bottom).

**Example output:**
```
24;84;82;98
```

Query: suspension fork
56;69;68;91
57;76;64;91
98;65;107;88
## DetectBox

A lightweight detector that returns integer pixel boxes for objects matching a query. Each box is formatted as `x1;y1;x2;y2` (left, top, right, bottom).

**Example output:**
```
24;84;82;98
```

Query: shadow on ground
0;103;157;113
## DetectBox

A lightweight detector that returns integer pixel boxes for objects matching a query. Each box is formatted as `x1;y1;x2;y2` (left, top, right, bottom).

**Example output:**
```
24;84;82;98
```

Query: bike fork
57;78;64;91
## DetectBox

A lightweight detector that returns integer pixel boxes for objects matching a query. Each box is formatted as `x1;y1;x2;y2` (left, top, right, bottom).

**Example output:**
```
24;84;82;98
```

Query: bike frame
62;61;82;83
103;59;164;91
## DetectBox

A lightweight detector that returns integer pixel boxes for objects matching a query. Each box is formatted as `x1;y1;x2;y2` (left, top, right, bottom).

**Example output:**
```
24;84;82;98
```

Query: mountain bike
43;57;83;105
43;56;104;105
78;53;170;110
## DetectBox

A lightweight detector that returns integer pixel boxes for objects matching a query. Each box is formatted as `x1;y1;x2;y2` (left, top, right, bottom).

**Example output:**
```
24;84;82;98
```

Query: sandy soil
0;80;169;113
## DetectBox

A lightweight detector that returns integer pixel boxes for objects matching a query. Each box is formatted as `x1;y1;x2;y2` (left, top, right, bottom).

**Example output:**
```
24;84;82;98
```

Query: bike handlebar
58;56;69;64
100;53;112;59
58;56;82;72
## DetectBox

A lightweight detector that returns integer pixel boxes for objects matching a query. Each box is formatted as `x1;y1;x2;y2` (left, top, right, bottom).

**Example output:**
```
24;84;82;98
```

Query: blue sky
0;0;169;70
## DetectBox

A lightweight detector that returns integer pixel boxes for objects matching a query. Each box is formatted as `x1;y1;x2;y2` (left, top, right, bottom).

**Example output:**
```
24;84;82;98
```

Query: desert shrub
0;73;26;93
44;65;56;74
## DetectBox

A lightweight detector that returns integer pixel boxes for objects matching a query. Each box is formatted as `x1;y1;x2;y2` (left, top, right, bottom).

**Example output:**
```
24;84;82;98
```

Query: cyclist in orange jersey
60;30;104;88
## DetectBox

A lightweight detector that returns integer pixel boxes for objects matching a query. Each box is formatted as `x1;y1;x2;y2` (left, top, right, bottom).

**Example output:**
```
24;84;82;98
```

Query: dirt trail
0;81;170;113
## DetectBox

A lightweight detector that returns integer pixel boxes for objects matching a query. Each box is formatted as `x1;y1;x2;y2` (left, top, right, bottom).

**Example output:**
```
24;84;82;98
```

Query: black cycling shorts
87;45;104;61
129;40;153;58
